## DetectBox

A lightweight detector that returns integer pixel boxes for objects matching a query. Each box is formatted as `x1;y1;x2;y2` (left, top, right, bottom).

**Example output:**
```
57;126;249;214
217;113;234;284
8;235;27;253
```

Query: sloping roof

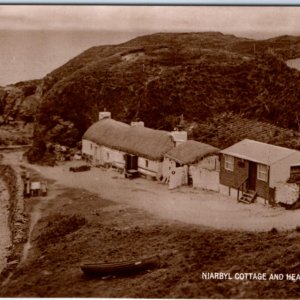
83;118;175;160
165;140;219;164
220;139;298;165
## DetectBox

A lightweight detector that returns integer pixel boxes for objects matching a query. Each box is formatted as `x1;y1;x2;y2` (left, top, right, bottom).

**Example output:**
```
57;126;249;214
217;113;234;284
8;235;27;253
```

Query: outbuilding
162;140;220;190
219;139;300;204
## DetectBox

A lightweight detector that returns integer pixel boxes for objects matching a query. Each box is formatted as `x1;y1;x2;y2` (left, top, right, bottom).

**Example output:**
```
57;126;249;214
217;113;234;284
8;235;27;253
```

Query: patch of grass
35;213;86;248
3;184;300;298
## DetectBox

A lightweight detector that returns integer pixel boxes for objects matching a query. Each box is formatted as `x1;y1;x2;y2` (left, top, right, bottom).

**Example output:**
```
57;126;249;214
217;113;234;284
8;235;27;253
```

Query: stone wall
0;164;28;278
275;182;300;205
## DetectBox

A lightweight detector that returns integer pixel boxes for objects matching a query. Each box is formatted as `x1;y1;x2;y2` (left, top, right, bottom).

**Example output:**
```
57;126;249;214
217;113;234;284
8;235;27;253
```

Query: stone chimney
131;121;144;127
99;109;111;120
169;129;188;146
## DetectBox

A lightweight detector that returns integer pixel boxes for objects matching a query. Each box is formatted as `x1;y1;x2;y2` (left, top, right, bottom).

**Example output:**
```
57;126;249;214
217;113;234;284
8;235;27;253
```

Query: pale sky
0;5;300;39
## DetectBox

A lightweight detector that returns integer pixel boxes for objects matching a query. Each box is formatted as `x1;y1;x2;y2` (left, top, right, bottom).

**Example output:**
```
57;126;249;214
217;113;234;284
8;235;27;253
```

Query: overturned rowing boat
81;255;160;277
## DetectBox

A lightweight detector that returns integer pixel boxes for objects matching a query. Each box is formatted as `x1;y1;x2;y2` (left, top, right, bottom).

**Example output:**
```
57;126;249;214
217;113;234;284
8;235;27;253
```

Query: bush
269;227;278;234
26;139;47;163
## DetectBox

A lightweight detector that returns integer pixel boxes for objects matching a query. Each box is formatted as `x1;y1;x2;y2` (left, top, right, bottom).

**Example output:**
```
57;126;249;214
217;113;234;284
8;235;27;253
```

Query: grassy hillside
191;112;300;150
2;184;300;298
11;32;300;161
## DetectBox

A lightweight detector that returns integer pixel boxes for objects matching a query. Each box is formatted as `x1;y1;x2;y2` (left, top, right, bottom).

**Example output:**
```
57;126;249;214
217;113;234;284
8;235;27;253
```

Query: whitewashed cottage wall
138;157;162;179
82;139;93;156
190;155;220;192
82;140;126;168
270;152;300;188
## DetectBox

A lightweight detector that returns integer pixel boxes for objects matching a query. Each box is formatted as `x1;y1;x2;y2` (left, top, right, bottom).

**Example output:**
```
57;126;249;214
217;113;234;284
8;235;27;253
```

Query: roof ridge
242;138;298;152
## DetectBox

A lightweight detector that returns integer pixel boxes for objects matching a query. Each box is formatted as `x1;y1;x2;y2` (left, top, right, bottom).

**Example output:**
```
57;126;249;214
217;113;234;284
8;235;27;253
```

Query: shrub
269;227;278;234
26;138;47;163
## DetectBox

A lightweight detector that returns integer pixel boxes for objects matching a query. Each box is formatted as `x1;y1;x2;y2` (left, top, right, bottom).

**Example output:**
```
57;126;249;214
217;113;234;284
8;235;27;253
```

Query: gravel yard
2;150;299;232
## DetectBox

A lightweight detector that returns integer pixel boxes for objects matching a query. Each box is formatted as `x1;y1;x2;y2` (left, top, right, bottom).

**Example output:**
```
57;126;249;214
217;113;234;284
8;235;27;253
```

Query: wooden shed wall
220;154;270;199
219;154;248;188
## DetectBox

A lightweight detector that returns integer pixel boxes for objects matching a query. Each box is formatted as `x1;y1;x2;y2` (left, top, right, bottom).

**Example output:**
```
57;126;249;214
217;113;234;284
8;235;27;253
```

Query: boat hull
81;255;160;277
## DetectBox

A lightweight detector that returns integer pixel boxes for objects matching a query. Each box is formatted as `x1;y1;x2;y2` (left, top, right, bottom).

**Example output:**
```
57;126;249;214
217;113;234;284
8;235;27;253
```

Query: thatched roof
83;118;175;160
165;140;219;165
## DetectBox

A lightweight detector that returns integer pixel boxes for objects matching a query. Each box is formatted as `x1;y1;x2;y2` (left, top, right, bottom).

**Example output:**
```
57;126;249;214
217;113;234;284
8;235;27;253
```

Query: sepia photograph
1;3;300;298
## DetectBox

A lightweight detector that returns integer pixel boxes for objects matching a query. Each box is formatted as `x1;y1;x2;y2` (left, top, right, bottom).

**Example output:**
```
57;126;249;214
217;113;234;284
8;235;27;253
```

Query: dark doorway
124;154;138;171
248;161;257;190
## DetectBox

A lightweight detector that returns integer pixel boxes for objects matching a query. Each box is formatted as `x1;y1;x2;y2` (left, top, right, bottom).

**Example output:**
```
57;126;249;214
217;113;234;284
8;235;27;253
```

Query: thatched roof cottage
82;113;178;179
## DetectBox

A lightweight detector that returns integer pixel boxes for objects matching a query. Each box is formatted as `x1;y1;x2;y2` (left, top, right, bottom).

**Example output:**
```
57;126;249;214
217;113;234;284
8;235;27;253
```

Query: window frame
224;155;234;171
257;164;268;182
290;165;300;176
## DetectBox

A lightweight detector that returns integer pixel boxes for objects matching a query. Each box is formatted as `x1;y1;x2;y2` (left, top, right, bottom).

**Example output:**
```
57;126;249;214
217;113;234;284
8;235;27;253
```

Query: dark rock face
0;80;41;124
0;80;40;146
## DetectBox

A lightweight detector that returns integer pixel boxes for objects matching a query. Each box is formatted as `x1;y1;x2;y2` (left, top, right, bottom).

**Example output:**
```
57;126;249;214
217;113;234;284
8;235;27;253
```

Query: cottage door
248;162;257;191
131;156;138;170
124;154;130;171
169;167;184;189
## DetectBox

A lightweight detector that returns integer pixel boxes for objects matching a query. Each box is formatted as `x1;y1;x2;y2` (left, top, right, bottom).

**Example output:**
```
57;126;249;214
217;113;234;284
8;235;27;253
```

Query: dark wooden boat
81;255;160;277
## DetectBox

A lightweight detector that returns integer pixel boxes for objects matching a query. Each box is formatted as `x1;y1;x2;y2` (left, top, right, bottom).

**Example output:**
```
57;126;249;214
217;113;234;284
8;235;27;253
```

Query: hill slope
6;32;300;161
0;80;40;146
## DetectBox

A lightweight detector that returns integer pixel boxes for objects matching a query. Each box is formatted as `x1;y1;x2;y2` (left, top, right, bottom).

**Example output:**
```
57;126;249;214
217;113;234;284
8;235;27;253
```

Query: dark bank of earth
1;184;300;298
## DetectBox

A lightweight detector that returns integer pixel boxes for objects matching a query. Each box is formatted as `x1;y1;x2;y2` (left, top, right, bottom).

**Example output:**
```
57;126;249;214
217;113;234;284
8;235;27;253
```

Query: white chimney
169;130;188;146
99;111;111;120
131;121;144;127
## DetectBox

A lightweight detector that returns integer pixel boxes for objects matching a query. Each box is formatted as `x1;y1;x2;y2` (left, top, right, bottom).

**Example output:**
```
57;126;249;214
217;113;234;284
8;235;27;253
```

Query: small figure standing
41;181;48;197
24;179;31;198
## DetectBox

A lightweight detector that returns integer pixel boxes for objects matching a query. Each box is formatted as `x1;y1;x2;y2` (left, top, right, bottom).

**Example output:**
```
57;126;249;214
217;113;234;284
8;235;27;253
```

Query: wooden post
267;165;271;204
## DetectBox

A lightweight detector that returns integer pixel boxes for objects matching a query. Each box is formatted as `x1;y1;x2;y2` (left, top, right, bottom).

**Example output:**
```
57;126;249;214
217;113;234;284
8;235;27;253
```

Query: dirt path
21;188;62;263
3;151;300;231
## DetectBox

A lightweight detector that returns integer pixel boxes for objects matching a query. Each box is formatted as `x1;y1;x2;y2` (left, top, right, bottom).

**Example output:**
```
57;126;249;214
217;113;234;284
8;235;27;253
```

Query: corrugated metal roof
165;140;219;165
82;118;175;161
220;139;298;165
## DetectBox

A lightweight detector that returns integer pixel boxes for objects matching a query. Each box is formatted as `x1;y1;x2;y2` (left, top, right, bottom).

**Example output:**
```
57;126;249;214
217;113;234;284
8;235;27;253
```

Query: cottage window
145;160;149;168
224;155;234;171
257;164;268;182
290;165;300;182
90;143;93;150
291;165;300;176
